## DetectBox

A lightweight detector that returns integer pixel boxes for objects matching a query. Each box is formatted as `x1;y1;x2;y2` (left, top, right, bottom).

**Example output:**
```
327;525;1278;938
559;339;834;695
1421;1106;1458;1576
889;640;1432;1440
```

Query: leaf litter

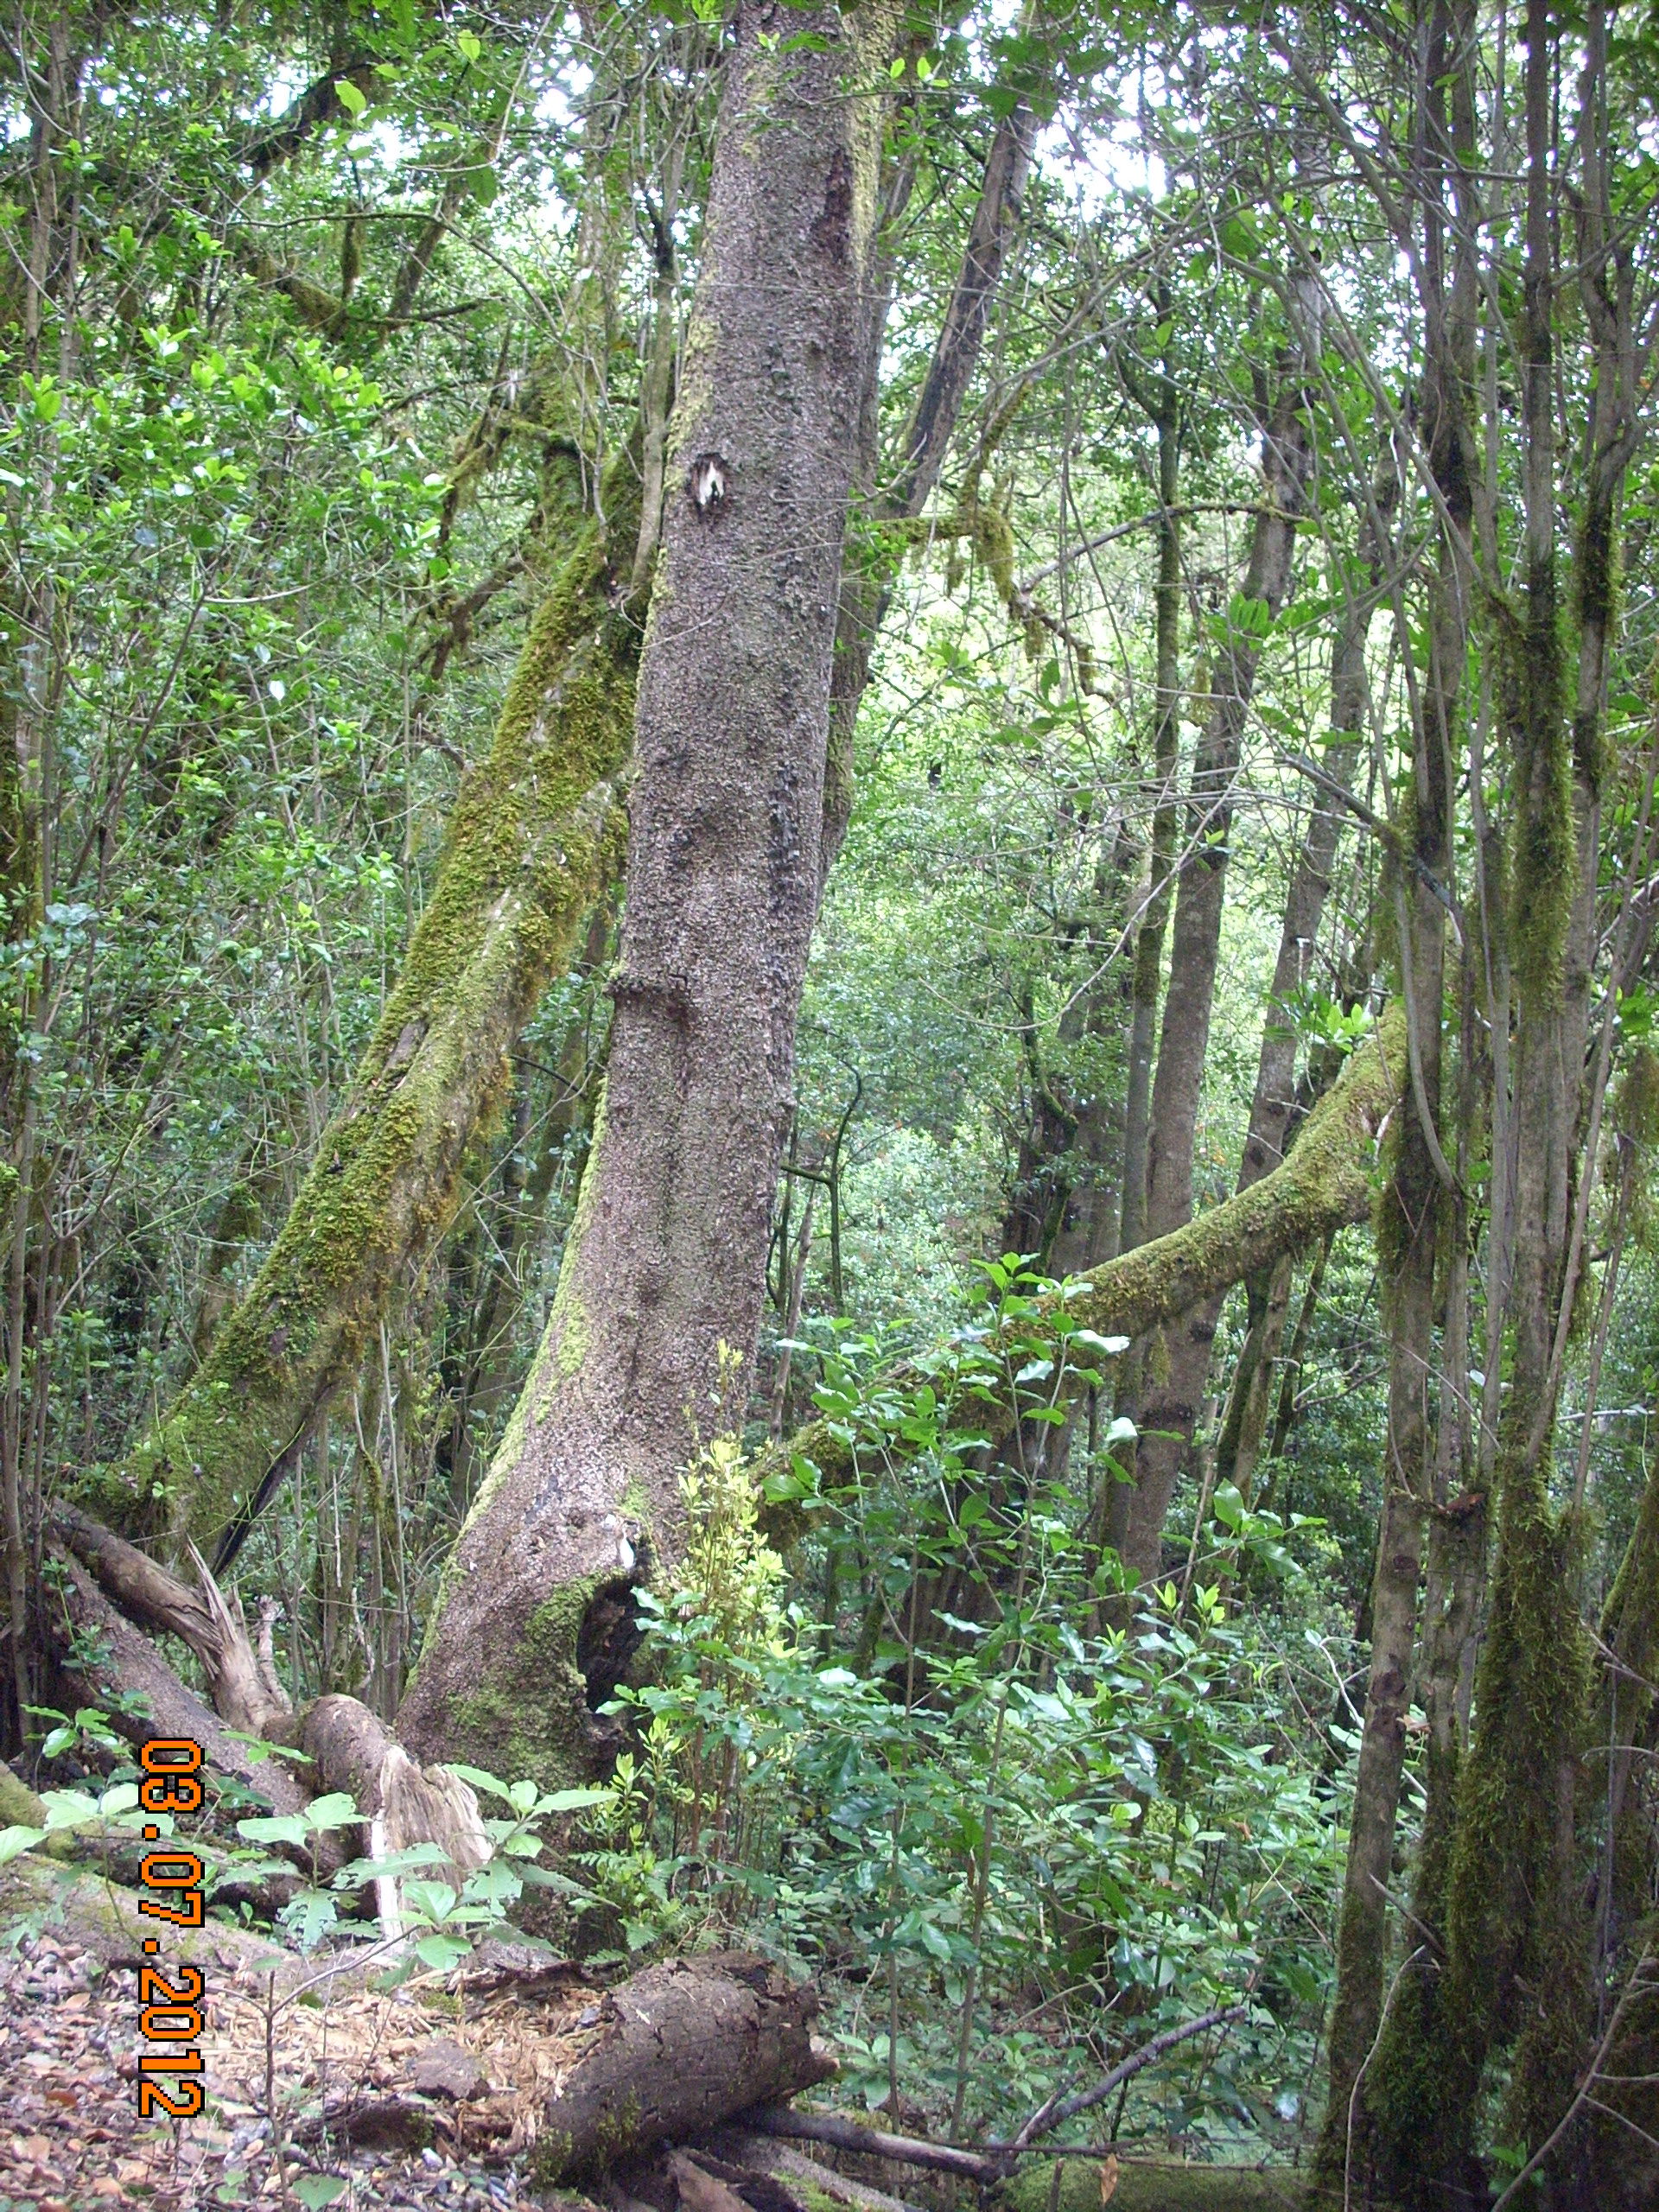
0;1929;613;2211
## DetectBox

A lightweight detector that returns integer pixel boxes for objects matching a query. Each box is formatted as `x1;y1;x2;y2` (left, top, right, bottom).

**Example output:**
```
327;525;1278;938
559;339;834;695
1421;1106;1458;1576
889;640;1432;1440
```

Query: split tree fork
54;15;1048;1600
35;10;1045;1753
35;0;1415;1800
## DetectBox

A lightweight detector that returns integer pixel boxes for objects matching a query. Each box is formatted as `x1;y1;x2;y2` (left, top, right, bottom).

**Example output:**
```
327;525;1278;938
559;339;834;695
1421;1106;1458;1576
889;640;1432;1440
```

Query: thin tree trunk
1116;331;1184;1268
823;84;1041;876
1319;3;1477;2174
1118;349;1315;1586
399;0;903;1782
1195;491;1389;1522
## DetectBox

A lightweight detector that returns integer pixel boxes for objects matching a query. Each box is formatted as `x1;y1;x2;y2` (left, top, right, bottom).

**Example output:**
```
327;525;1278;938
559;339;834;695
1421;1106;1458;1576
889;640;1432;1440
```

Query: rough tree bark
398;0;904;1783
537;1954;834;2180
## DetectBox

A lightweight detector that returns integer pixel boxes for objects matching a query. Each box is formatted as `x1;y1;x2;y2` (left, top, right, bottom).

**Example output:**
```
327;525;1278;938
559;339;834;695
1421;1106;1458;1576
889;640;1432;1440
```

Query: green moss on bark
428;1573;614;1794
100;463;644;1557
1378;1443;1592;2198
1498;576;1574;1005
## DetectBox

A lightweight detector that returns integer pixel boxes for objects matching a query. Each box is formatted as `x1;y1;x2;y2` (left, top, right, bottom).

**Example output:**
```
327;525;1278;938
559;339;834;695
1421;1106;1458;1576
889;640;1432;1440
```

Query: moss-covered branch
766;1003;1404;1491
89;471;644;1560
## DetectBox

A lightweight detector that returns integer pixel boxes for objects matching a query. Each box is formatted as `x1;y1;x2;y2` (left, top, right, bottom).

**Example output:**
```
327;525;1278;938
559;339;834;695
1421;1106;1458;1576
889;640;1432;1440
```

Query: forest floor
0;1925;598;2212
0;1887;1313;2212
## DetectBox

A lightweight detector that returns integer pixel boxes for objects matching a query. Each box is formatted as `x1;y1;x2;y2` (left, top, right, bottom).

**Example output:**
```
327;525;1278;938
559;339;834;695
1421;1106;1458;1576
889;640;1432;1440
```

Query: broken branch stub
537;1953;836;2182
301;1693;491;1936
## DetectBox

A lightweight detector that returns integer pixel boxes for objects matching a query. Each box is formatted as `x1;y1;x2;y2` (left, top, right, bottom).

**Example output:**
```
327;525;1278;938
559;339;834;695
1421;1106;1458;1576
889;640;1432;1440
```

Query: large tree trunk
112;453;645;1567
93;48;1037;1598
1209;491;1389;1516
398;0;902;1782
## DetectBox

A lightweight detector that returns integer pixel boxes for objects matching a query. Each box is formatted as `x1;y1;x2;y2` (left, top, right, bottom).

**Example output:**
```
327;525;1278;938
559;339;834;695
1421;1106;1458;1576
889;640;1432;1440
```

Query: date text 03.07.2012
133;1737;208;2120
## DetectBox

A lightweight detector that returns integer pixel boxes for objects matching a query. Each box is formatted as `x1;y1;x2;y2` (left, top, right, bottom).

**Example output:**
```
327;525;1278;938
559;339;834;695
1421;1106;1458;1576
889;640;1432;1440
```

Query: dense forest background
3;0;1659;2206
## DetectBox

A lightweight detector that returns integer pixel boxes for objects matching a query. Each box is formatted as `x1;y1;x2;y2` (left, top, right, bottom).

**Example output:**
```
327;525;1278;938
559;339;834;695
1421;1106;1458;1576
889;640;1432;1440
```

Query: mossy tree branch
764;1003;1404;1493
91;459;645;1563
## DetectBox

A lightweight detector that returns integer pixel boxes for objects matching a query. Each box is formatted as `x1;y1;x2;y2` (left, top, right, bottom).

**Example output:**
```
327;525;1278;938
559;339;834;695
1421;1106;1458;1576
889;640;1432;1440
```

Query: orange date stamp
133;1737;207;2120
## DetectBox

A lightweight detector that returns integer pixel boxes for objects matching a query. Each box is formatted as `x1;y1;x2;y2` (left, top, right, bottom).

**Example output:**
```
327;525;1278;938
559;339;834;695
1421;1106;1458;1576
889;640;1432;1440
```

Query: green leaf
447;1764;513;1802
279;1888;340;1952
40;1789;100;1832
916;1918;952;1961
535;1786;613;1813
237;1813;311;1847
303;1792;361;1832
334;1842;449;1888
295;2179;348;2210
334;79;367;117
414;1930;474;1971
0;1824;47;1864
1212;1483;1246;1532
455;28;482;61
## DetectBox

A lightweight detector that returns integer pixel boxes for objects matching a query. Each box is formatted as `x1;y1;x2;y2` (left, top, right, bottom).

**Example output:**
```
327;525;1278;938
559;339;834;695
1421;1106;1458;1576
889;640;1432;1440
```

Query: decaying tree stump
302;1693;492;1935
538;1953;835;2181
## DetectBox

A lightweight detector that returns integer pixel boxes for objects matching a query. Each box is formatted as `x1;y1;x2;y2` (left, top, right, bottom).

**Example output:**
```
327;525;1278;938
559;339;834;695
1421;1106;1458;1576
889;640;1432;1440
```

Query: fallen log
537;1953;836;2182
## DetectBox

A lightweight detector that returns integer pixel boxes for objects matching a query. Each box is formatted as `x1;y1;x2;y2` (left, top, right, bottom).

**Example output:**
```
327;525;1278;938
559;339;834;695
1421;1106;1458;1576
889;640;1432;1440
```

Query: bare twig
1007;2002;1251;2146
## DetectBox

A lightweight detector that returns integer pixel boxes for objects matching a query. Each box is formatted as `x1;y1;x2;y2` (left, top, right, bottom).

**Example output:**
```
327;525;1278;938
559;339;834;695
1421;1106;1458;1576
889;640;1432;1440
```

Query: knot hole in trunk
576;1573;646;1719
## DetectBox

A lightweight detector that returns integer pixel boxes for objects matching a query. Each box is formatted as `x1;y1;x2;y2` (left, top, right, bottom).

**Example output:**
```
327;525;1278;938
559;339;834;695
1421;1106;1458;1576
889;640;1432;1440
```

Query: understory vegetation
3;0;1659;2204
